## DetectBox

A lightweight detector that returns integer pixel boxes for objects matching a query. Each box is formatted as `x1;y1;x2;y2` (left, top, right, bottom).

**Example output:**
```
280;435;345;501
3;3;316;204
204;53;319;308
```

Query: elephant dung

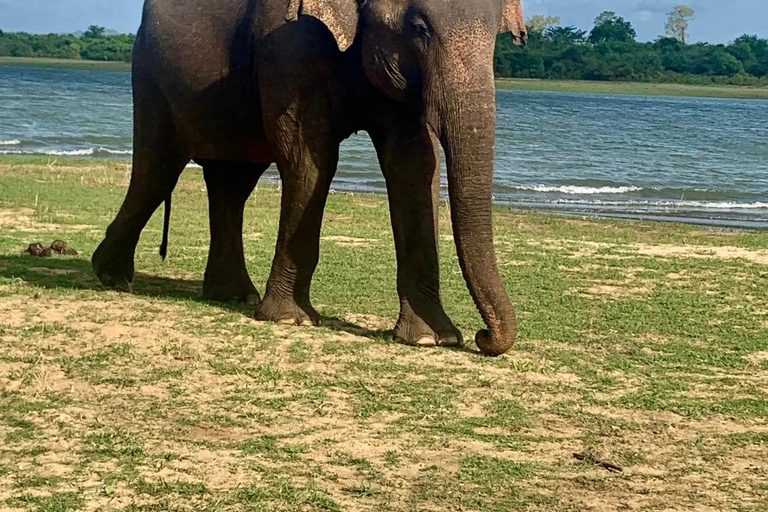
51;240;78;256
25;240;78;257
26;243;48;257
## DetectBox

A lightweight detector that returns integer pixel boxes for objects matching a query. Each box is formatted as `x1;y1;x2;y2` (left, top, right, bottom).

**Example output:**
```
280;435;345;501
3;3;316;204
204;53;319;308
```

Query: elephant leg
92;83;188;291
255;124;337;326
370;123;462;348
202;162;267;304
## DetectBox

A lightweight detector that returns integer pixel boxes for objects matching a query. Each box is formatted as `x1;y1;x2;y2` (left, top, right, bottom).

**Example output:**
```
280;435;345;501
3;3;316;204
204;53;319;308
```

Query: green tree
83;25;106;39
730;34;768;76
544;26;587;45
589;11;637;44
526;15;561;35
665;6;695;43
80;34;135;61
705;48;744;76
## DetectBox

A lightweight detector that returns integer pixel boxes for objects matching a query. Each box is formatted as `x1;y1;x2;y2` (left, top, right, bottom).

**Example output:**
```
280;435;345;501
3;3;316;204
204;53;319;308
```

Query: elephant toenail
415;335;437;347
438;334;461;347
112;280;133;294
278;318;296;325
299;319;314;327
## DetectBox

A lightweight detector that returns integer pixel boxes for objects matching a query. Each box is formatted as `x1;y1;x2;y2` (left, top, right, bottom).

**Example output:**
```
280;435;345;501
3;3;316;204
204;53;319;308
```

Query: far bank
496;78;768;100
2;56;767;100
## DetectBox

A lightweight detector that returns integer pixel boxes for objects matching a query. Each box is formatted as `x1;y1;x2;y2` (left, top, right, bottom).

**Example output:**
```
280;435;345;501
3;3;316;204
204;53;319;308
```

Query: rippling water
2;65;767;228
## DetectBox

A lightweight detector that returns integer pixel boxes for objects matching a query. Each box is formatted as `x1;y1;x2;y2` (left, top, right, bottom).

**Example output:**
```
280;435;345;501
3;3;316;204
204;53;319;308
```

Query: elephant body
92;0;527;356
132;0;345;164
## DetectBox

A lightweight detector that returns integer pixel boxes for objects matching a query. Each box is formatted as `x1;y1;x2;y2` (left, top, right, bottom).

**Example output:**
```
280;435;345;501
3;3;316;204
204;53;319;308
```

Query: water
2;65;767;228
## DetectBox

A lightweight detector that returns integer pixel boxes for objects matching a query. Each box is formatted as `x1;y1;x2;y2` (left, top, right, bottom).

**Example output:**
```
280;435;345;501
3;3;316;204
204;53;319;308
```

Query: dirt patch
584;284;652;298
0;207;94;234
322;235;378;248
28;267;78;275
343;313;392;331
552;238;768;266
573;266;654;299
568;241;616;258
0;207;37;229
747;351;768;365
634;243;768;265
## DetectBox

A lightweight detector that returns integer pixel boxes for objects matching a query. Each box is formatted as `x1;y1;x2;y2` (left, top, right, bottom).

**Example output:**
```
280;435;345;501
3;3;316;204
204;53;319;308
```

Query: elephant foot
92;240;135;293
255;294;320;327
394;307;463;349
203;277;261;305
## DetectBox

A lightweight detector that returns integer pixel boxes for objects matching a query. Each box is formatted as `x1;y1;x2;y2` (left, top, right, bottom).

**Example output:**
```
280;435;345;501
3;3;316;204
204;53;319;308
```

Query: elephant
92;0;527;356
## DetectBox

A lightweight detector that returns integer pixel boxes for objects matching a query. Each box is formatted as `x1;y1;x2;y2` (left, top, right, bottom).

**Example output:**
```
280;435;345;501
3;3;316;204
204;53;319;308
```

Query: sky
1;0;765;44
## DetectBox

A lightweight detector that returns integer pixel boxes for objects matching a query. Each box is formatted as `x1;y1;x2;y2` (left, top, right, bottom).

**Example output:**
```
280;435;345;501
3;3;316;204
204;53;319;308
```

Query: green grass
0;158;767;511
496;78;768;100
7;492;85;512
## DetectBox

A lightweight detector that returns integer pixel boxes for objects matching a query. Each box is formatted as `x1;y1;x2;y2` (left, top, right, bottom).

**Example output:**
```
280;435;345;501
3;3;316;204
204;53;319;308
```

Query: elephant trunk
431;38;517;357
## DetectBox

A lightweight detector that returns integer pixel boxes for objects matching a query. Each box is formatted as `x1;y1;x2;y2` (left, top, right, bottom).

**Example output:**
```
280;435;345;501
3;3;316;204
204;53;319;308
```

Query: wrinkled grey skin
92;0;527;356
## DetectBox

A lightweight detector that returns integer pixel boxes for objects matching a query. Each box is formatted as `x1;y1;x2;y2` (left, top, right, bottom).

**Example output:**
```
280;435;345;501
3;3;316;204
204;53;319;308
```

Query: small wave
544;198;768;210
98;147;133;155
516;185;643;195
675;201;768;210
3;147;132;157
0;140;21;146
44;148;95;156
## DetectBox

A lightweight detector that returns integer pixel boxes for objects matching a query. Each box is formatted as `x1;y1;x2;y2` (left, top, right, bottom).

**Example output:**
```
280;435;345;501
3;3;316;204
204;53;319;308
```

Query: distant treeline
495;12;768;86
2;15;768;86
0;26;135;62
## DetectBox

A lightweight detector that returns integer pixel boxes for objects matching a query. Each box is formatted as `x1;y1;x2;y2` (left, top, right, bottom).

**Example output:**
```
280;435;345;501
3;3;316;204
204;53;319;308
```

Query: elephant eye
408;13;433;41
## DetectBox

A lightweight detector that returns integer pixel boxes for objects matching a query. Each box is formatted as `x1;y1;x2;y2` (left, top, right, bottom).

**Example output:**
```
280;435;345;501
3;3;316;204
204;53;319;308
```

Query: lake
2;65;767;228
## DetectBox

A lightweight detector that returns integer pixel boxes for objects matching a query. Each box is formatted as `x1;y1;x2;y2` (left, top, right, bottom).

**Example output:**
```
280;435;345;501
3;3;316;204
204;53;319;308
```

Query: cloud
636;10;655;23
634;0;678;13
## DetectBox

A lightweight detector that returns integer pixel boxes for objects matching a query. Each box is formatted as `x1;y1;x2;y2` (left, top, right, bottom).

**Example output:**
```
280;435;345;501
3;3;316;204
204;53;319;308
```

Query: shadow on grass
0;254;203;301
0;254;396;343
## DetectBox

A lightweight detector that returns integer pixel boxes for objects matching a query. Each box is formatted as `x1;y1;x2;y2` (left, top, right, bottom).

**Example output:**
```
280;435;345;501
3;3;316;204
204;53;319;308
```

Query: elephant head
297;0;527;356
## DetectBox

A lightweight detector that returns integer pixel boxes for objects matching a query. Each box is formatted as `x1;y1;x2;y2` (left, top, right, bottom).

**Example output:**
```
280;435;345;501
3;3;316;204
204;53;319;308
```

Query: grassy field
2;56;767;99
497;78;768;100
1;159;767;511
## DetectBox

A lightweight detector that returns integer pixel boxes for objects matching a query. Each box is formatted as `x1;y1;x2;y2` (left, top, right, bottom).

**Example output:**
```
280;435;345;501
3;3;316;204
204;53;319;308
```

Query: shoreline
3;56;767;100
496;78;768;100
0;56;131;72
2;156;766;231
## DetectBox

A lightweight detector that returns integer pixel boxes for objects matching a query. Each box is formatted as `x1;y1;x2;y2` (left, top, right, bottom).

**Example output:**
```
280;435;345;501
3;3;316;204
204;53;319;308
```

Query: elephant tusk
286;0;301;21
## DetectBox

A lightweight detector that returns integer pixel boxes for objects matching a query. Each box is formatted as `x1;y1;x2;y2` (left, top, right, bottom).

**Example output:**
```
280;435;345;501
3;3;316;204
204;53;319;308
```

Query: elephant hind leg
92;83;189;291
201;161;268;304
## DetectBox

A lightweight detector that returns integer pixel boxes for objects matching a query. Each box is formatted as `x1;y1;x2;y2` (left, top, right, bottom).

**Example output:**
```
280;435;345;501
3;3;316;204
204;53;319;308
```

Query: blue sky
1;0;765;44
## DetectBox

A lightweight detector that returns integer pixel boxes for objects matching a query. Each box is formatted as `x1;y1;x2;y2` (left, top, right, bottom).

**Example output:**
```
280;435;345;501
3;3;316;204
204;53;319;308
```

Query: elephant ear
499;0;526;39
289;0;360;52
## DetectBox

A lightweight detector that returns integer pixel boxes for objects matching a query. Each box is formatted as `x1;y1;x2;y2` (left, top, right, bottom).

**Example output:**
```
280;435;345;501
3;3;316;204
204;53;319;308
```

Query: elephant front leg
202;163;267;304
255;125;338;326
370;124;462;348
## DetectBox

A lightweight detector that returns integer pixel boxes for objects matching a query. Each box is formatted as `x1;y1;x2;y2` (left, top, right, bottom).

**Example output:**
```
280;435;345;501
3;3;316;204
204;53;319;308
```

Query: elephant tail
159;195;172;260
